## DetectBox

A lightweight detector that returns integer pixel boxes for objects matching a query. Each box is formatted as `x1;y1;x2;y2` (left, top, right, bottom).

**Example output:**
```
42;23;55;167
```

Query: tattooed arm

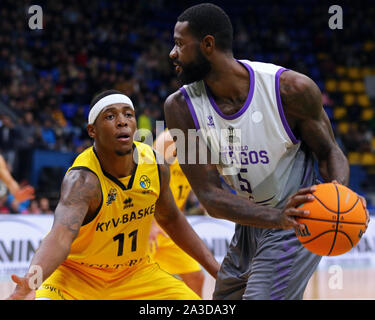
7;169;102;300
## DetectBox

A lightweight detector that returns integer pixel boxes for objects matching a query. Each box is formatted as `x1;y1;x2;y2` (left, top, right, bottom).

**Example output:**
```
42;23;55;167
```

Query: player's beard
175;46;211;85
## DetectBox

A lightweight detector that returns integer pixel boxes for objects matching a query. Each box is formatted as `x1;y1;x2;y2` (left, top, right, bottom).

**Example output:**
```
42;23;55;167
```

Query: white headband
88;93;134;124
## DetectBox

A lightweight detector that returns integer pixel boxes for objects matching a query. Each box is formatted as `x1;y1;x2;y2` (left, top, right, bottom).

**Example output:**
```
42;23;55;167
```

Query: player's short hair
177;3;233;52
89;89;124;109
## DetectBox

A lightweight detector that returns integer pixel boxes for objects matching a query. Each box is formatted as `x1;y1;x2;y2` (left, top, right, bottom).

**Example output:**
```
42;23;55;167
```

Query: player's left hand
6;274;36;300
358;194;370;231
332;180;370;231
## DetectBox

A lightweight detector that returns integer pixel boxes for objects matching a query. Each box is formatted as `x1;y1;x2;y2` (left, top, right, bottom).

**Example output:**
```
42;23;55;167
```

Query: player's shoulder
243;60;281;75
280;70;319;97
65;166;100;185
61;166;101;201
164;89;186;112
164;89;195;130
280;70;322;118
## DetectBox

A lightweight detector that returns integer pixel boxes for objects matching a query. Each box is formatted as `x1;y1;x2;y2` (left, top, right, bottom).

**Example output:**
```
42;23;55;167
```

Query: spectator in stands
342;124;363;153
137;107;153;141
7;193;30;214
0;115;19;172
0;0;373;195
15;112;36;181
358;122;373;153
39;197;53;214
41;119;57;150
0;194;10;214
21;199;41;214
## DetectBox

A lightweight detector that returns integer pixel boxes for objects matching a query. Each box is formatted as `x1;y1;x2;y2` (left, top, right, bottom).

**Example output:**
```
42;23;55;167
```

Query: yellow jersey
169;159;191;210
62;141;160;280
150;155;201;275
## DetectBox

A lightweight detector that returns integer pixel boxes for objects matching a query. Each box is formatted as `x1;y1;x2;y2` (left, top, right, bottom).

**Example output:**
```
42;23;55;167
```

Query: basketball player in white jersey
164;3;369;299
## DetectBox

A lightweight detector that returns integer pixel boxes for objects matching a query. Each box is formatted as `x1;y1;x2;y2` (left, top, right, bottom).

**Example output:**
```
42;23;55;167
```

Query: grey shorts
213;225;321;300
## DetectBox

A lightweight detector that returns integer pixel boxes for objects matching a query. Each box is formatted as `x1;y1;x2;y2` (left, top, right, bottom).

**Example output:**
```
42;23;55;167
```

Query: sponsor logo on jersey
96;203;156;232
106;188;117;205
227;126;240;144
207;115;215;127
40;285;67;300
219;148;270;166
79;257;143;269
123;197;134;209
139;175;151;189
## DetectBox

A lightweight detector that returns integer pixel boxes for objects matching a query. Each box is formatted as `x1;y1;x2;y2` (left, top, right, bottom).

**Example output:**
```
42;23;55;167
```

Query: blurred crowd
0;0;374;213
0;192;53;215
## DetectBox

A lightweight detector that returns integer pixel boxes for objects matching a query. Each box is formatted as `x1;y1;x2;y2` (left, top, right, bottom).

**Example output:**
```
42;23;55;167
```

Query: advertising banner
0;214;374;281
0;215;53;281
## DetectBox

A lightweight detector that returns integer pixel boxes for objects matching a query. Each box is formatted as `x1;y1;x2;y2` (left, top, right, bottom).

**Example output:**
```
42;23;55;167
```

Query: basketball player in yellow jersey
7;90;219;300
149;129;205;297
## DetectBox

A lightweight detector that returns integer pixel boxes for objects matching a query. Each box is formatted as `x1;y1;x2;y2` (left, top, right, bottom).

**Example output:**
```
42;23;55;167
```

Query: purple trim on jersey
204;60;255;120
270;234;298;300
275;68;300;145
179;86;200;130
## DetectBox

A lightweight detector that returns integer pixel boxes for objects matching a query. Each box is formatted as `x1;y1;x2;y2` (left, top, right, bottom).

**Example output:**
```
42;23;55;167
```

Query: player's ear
201;35;215;55
87;124;96;139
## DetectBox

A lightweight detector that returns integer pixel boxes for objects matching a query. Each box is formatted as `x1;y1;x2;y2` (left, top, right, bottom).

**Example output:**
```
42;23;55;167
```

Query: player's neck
204;56;250;102
94;144;136;178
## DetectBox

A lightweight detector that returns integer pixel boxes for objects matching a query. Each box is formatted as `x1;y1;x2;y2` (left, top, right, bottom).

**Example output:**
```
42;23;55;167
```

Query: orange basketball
296;183;367;256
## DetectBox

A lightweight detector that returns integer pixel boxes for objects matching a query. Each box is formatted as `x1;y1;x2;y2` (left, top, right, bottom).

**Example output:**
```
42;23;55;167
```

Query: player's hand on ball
358;194;370;231
279;185;316;230
332;180;370;231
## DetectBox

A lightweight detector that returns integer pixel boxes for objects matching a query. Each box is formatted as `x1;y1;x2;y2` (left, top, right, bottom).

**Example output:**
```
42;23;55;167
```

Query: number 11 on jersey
113;229;138;256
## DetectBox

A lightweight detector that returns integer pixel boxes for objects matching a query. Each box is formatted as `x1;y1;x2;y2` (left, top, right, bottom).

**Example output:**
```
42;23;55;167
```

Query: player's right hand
6;274;36;300
279;185;316;230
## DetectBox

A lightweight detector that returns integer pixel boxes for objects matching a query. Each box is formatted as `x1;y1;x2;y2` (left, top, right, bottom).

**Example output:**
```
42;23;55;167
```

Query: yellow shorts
35;258;200;300
151;234;202;275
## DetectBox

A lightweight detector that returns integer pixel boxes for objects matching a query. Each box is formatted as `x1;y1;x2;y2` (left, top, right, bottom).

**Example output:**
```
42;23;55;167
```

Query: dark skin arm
164;71;350;229
154;161;220;279
281;71;369;228
280;70;349;185
7;169;101;300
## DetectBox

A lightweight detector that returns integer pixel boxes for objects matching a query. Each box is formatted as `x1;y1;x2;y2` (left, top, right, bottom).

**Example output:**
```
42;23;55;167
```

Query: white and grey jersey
180;59;316;209
179;60;321;300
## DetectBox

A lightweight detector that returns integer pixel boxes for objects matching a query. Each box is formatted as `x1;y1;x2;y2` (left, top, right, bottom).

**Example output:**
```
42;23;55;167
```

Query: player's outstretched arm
154;162;220;279
7;169;101;300
164;91;311;229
